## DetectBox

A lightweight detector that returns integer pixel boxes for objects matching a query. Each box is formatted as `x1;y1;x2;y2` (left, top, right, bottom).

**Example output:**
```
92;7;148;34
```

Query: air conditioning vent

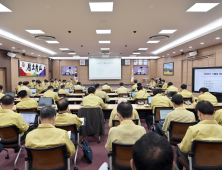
35;35;56;40
102;51;110;55
149;35;170;41
62;50;75;53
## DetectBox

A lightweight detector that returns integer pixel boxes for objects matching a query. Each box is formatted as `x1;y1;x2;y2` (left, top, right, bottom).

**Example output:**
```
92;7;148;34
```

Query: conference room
1;1;222;170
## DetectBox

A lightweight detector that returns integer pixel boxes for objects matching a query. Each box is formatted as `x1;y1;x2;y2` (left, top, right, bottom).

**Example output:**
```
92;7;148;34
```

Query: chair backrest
58;94;67;98
112;142;133;169
25;144;69;170
136;98;148;104
191;140;222;170
167;91;177;98
214;106;222;112
154;107;174;121
112;119;139;127
17;108;38;113
102;89;111;93
0;125;20;144
0;99;1;104
55;124;78;138
169;121;198;141
118;93;129;98
74;90;83;93
183;97;193;103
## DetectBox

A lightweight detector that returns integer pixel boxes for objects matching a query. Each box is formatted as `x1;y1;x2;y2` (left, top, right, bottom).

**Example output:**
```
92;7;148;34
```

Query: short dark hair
181;84;187;89
45;80;49;83
40;106;56;119
18;90;27;98
120;82;124;86
168;82;173;86
50;80;54;83
153;89;162;95
32;80;35;82
57;98;69;111
132;133;173;170
61;85;65;89
63;80;66;82
117;102;133;118
1;95;14;105
199;87;208;93
134;79;138;83
172;94;183;105
59;79;61;81
18;81;22;85
137;83;142;86
55;78;57;80
88;87;95;94
140;67;143;68
69;67;71;69
151;78;154;80
137;86;143;91
77;82;81;85
0;85;3;90
94;84;100;89
48;86;53;90
196;101;214;115
23;81;29;86
162;80;165;82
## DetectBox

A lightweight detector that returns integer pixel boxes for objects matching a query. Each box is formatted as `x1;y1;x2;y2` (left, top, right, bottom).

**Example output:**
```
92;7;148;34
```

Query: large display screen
134;66;148;75
89;58;121;80
192;67;222;93
61;66;77;75
163;62;174;76
19;60;46;76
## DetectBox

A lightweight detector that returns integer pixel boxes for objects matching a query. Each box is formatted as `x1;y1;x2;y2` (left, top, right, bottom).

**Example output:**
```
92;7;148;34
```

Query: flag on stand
74;68;78;84
131;68;134;84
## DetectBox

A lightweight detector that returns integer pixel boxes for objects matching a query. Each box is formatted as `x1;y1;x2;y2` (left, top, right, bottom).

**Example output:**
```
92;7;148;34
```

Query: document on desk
67;131;71;139
80;118;85;126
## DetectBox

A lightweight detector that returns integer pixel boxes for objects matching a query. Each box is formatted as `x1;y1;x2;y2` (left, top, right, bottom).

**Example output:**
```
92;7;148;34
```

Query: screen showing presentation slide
192;67;222;93
89;58;121;80
134;66;148;75
61;66;77;75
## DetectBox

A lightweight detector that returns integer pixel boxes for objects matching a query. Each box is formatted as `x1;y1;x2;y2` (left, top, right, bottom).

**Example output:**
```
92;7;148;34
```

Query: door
0;68;6;92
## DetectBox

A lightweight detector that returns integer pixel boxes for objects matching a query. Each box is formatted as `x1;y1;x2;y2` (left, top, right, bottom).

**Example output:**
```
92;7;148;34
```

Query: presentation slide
193;67;222;93
89;58;121;80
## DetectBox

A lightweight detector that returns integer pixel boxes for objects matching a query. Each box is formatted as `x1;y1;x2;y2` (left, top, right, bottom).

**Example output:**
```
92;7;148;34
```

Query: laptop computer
38;98;53;108
65;89;70;93
82;86;86;90
4;92;15;98
30;89;37;94
131;91;137;98
159;109;174;121
148;96;153;105
55;92;59;95
21;113;37;124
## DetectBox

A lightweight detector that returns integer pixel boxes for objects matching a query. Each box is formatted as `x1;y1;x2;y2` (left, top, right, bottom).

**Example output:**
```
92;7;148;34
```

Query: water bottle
145;100;147;105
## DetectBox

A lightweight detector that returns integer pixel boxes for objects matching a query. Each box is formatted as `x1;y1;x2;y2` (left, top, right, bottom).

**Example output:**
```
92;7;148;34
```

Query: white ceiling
0;0;222;58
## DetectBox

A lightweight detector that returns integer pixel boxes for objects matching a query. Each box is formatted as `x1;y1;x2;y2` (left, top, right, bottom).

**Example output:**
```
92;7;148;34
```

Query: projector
186;51;198;58
7;52;16;57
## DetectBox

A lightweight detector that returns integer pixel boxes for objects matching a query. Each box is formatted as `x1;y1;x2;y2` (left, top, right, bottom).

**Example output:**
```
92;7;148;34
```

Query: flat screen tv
61;66;77;75
133;66;148;75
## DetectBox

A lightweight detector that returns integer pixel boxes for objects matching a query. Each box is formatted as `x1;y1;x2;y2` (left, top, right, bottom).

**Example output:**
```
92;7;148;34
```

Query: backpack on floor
81;140;93;163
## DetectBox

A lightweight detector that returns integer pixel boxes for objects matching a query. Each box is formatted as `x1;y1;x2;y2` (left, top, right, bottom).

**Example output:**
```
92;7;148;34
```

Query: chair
58;94;67;98
118;93;129;98
74;90;83;93
25;144;71;170
17;108;39;124
183;97;193;103
112;119;139;127
55;124;83;170
107;143;133;170
0;99;1;104
214;106;222;112
167;91;178;98
102;89;111;93
0;125;25;170
136;98;148;105
167;121;197;146
178;140;222;170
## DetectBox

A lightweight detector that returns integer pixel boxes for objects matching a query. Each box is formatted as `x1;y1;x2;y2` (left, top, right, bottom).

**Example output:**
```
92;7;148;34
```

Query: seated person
36;80;43;94
194;87;218;107
95;84;110;102
131;79;138;91
29;80;36;88
105;102;146;151
0;85;5;99
58;85;72;96
214;109;222;125
60;80;67;89
116;82;129;94
131;133;175;170
82;87;108;109
161;79;168;90
149;78;156;87
90;82;95;87
109;98;141;128
155;94;196;136
177;101;222;170
74;82;84;91
18;81;35;97
53;78;59;87
178;84;195;103
135;83;147;92
16;90;39;110
0;95;30;140
145;89;173;129
16;81;23;93
42;80;49;89
43;86;60;104
133;85;150;100
102;82;112;91
68;79;74;88
25;106;75;156
165;82;178;95
49;80;54;86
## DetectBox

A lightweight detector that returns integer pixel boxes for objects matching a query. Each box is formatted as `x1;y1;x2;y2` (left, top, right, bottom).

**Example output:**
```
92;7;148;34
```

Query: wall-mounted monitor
133;66;148;75
163;62;174;76
61;66;77;75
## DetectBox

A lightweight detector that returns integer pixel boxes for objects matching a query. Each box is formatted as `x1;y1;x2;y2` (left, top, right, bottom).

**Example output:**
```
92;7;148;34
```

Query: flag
131;68;134;84
74;68;78;84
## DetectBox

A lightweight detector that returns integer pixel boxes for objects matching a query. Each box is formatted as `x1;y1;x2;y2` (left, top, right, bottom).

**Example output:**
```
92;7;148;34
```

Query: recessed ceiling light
162;56;164;57
89;2;113;12
12;47;15;49
189;46;192;48
173;52;175;53
147;41;159;43
68;53;76;55
25;30;45;34
31;53;34;54
186;3;219;12
99;41;110;44
216;37;220;39
167;54;169;55
101;48;110;50
138;48;148;50
159;30;177;34
133;53;141;54
59;48;69;50
38;55;40;56
46;41;59;44
200;42;204;44
180;49;183;51
0;3;12;12
96;30;111;34
23;50;25;52
0;43;2;45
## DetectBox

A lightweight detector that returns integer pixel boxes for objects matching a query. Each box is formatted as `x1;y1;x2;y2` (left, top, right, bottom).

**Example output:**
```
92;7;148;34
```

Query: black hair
63;80;66;82
57;98;69;111
45;80;49;83
23;81;29;86
117;102;133;118
40;106;56;119
134;80;138;83
50;80;54;83
196;100;214;115
120;82;124;86
77;82;81;85
55;78;57;80
18;81;22;85
1;95;14;105
171;94;183;105
137;86;143;91
59;79;61;81
137;83;142;86
94;84;100;89
140;67;143;68
48;86;53;90
162;80;165;82
18;90;27;98
199;87;209;93
153;89;162;95
168;82;173;86
181;84;187;89
32;80;35;82
132;133;173;170
88;87;96;94
151;78;154;80
0;85;3;90
61;85;65;89
69;67;71;69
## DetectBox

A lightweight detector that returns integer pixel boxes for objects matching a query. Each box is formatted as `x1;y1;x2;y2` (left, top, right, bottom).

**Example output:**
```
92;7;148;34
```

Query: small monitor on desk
65;89;70;93
38;98;53;108
82;86;86;90
30;89;37;94
21;113;36;124
159;109;174;120
131;91;137;98
148;96;153;105
5;92;15;98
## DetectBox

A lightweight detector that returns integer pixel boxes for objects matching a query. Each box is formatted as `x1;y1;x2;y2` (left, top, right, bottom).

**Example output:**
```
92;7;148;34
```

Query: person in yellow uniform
0;95;30;141
16;81;23;93
29;80;36;88
214;109;222;125
94;84;110;102
178;84;195;103
58;85;72;96
16;90;39;110
155;94;196;136
135;83;147;92
145;89;173;129
82;87;108;109
177;101;222;170
165;82;179;95
18;81;35;97
59;80;66;89
116;82;129;94
105;102;146;151
194;87;218;107
133;86;150;100
25;106;75;157
43;86;60;104
149;78;156;87
36;80;44;94
53;79;59;87
131;80;138;91
0;85;5;99
74;82;84;91
161;79;168;90
49;80;54;87
109;98;141;128
102;82;112;92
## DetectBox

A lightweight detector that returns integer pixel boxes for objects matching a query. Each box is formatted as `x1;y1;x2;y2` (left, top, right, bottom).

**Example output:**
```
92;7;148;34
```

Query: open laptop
55;92;59;95
65;88;70;93
159;109;174;121
82;86;86;90
131;91;137;98
38;98;53;108
148;96;153;105
5;92;15;98
30;88;37;94
21;113;37;124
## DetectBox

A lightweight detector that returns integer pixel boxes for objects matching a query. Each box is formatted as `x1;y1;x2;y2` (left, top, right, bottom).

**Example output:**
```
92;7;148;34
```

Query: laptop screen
38;98;52;106
159;109;174;120
131;91;137;98
5;92;15;98
148;96;153;104
65;89;70;93
30;89;37;94
82;86;86;90
21;113;36;123
55;92;58;95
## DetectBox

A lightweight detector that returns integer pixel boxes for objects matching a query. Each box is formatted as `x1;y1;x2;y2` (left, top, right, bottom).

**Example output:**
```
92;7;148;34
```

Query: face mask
21;84;23;86
1;90;3;93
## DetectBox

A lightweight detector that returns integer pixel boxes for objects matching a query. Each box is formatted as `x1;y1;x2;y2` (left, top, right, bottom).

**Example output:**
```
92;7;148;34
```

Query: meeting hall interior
1;1;222;170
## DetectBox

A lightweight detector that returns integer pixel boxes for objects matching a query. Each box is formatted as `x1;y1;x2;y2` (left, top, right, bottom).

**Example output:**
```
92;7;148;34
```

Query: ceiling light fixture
25;30;45;34
173;52;175;53
186;3;219;12
68;53;76;55
89;2;113;12
162;56;164;57
0;3;12;12
50;57;89;60
59;48;69;50
96;30;111;34
138;48;148;50
200;42;204;44
121;56;160;59
216;37;220;39
189;46;192;48
133;53;141;54
12;47;15;49
38;55;40;56
31;53;34;54
46;41;59;44
159;30;177;34
101;48;110;50
147;41;159;43
99;41;110;44
167;54;169;55
180;49;183;51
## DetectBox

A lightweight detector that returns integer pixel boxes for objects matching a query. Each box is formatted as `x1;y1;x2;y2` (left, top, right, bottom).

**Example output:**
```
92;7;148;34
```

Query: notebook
30;89;37;94
21;113;36;123
38;98;53;108
80;117;86;126
159;109;174;120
